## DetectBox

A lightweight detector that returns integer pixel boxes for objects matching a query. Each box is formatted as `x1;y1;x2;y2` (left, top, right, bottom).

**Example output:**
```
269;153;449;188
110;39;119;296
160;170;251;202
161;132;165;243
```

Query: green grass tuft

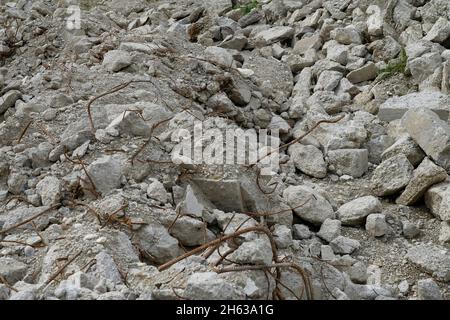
234;0;260;15
378;48;408;79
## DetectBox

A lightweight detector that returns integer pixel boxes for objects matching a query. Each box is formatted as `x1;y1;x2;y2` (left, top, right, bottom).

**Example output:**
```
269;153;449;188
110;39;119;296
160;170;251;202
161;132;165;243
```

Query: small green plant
234;0;260;15
378;48;408;80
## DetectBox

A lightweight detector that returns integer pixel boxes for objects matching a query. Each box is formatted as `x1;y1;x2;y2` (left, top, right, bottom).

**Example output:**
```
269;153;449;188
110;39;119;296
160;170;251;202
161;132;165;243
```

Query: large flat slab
378;91;450;122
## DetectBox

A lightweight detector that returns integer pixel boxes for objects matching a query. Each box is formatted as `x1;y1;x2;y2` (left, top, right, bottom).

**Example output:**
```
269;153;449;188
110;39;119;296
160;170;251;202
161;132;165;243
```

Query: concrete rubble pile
0;0;449;300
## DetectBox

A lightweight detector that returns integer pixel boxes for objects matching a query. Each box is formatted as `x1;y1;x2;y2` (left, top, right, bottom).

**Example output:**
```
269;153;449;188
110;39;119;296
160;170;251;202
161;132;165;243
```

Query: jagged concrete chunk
379;92;450;122
371;155;414;196
396;158;448;206
402;107;450;170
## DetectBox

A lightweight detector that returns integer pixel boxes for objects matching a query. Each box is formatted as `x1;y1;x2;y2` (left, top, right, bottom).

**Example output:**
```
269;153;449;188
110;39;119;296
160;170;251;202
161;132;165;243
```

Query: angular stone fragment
254;26;294;46
283;185;335;225
346;62;378;84
0;90;22;115
425;182;450;221
379;92;450;122
330;236;360;255
381;136;425;167
406;244;450;282
337;196;382;226
371;155;413;196
424;17;450;44
0;257;27;284
327;149;368;178
317;218;341;242
288;143;327;178
396;158;448;206
402;107;450;170
81;155;124;197
102;50;132;72
365;214;388;237
184;272;245;300
137;223;182;265
36;176;62;206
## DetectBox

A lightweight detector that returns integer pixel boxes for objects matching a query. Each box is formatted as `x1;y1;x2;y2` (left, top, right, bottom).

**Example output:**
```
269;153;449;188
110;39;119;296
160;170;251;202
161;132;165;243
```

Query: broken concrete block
402;107;450;170
283;185;335;225
327;149;368;178
337;196;382;226
381;135;425;167
396;158;448;206
288;143;327;178
425;182;450;221
371;154;414;196
102;50;132;72
378;92;450;122
346;62;378;84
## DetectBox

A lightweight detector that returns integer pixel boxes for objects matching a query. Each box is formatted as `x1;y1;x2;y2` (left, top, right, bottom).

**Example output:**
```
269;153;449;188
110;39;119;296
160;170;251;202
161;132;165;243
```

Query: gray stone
337;196;382;226
306;90;349;114
324;40;348;65
146;179;168;204
242;54;293;99
254;26;294;46
205;46;234;68
346;62;378;84
283;185;335;225
347;261;368;284
366;5;383;36
0;90;22;114
137;223;182;264
381;136;425;167
365;214;388;237
425;182;450;221
379;92;450;122
96;292;125;300
314;70;343;92
226;78;251;106
396;158;448;206
402;220;420;239
330;236;360;255
417;278;443;300
192;178;244;213
272;224;292;249
371;155;414;196
168;215;215;246
1;206;51;233
408;52;442;84
317;218;341;242
293;224;311;240
102;50;132;72
49;93;73;109
219;35;248;51
406;244;450;281
36;176;62;206
238;9;263;28
327;149;368;178
288;143;327;178
439;221;450;243
184;272;245;300
293;34;322;55
330;26;362;45
321;245;336;261
424;17;450;44
0;284;9;300
7;172;27;195
229;237;273;265
206;93;236;115
0;257;27;284
95;251;123;285
81;155;124;197
402;107;450;170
